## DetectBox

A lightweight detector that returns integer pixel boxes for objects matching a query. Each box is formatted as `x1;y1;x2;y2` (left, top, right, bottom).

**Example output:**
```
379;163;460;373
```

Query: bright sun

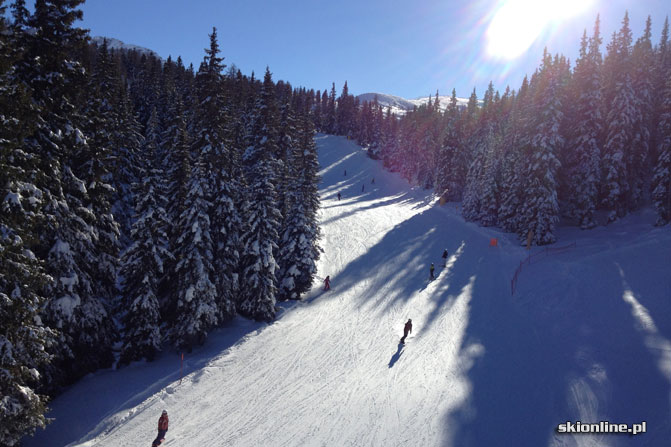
486;0;594;60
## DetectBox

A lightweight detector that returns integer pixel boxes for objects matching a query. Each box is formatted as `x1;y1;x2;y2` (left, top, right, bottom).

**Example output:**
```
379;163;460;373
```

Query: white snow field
25;135;671;447
356;92;473;115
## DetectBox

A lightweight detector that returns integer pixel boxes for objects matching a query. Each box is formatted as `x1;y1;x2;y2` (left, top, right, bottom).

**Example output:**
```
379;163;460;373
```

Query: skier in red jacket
400;319;412;344
324;275;331;291
152;410;169;446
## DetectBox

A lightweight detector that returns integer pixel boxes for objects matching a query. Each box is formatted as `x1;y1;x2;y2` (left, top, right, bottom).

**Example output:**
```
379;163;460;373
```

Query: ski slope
25;135;671;447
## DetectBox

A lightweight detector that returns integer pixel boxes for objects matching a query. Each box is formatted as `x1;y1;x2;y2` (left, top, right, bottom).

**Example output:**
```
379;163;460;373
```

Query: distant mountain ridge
91;36;161;59
356;92;471;115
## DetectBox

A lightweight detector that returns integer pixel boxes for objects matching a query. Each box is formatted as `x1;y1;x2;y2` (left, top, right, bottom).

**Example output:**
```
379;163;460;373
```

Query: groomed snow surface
25;135;671;446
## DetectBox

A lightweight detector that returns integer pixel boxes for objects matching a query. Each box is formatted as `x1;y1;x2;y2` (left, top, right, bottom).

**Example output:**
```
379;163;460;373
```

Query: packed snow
25;135;671;447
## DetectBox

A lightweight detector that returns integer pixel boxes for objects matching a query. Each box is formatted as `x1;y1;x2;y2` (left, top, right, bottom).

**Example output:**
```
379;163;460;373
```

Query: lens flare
485;0;594;60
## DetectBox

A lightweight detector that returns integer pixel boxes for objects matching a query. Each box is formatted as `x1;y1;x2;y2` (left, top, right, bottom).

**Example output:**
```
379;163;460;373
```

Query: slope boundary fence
510;242;577;295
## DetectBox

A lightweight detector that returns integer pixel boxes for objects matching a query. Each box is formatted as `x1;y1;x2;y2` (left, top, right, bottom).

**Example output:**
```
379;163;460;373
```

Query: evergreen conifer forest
0;1;669;445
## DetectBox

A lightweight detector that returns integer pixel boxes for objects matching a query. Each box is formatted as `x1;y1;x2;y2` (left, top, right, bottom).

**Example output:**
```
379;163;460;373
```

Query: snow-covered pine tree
325;82;337;134
313;89;323;132
276;100;297;220
9;0;29;29
422;101;443;189
239;68;283;321
336;81;355;137
77;39;122;319
478;127;501;227
277;112;322;300
396;112;419;182
379;107;398;167
356;100;372;148
462;86;497;222
192;27;238;323
564;18;602;228
602;78;636;222
0;5;56;442
461;132;487;222
321;89;329;132
628;16;654;210
163;97;192;233
275;98;301;290
172;57;196;126
601;13;637;223
651;17;670;165
241;72;261;151
413;102;429;187
225;72;252;306
478;83;503;226
127;51;162;126
15;0;117;390
498;77;531;232
170;154;218;351
436;89;459;196
118;108;172;364
384;113;404;173
517;51;562;245
449;88;480;202
111;83;143;247
651;72;671;225
367;96;384;159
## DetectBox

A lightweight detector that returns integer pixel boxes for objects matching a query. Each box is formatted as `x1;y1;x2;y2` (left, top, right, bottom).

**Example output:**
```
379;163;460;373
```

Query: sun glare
485;0;594;60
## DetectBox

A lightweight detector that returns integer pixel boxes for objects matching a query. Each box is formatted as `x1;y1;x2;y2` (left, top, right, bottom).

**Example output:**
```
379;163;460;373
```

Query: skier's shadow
388;343;404;368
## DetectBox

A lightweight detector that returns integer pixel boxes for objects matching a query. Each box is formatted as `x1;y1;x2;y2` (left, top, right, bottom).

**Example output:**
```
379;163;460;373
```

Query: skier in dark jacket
400;319;412;344
337;192;341;200
442;249;448;266
152;410;169;446
430;263;435;280
324;275;331;291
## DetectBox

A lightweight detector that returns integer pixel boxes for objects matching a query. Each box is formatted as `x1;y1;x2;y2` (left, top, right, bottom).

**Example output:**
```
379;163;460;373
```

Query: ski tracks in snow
59;135;517;447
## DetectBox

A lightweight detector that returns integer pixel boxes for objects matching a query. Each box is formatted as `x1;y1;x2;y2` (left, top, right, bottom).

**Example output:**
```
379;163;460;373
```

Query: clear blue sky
78;0;670;99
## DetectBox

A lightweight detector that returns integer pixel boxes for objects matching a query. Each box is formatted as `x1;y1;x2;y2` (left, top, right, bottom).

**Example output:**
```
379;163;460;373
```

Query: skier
324;275;331;291
344;169;347;176
371;177;375;184
442;249;448;267
429;263;435;280
400;319;412;344
151;410;169;447
362;184;365;192
337;192;341;201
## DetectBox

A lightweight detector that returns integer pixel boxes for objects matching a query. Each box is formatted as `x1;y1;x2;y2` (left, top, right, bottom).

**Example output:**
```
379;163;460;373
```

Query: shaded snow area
25;135;671;446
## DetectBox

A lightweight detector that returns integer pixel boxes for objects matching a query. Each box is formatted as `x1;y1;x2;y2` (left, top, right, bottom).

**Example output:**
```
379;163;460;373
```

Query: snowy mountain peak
356;92;417;111
91;36;161;59
356;92;471;115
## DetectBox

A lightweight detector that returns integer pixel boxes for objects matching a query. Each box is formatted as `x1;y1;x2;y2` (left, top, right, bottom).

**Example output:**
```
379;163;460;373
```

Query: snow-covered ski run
25;134;671;447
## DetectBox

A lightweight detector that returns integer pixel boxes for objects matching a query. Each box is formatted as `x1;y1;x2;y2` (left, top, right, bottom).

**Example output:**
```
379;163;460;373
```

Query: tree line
308;13;671;245
0;1;322;444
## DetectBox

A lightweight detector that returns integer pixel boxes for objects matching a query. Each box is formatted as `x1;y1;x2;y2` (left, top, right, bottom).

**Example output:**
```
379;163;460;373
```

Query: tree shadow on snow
317;204;482;336
24;317;271;447
441;234;671;447
317;135;435;224
317;134;671;445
